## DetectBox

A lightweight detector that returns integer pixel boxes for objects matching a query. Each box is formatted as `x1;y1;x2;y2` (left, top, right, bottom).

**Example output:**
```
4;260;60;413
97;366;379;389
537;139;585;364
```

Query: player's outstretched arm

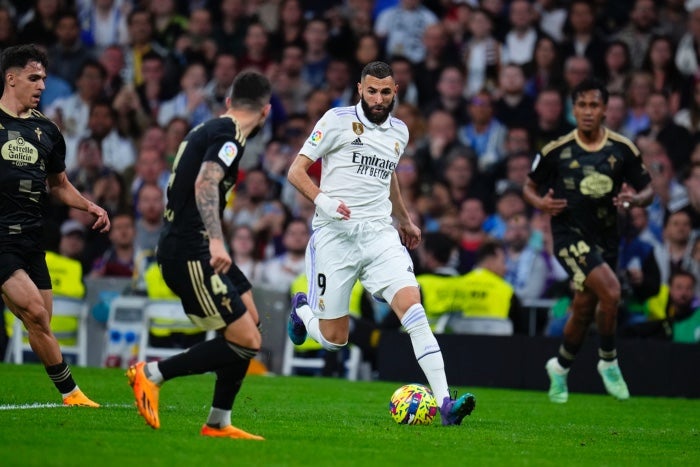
288;154;350;220
47;171;110;232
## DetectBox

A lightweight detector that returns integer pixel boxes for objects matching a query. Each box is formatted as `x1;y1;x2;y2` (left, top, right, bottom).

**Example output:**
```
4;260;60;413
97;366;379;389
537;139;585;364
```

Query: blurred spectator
225;168;286;257
173;7;218;68
203;52;238;116
413;109;471;187
674;78;700;139
45;59;107;142
455;239;524;333
638;91;693;174
393;102;426;158
67;136;112;194
502;0;545;66
157;62;213;128
651;270;700;343
228;224;262;285
149;0;187;50
494;63;536;128
444;152;491;210
484;187;527;239
675;0;700;76
301;17;331;89
657;209;700;289
260;138;296;206
267;0;305;55
324;57;354;108
414;22;458;106
602;39;632;95
304;88;332;124
561;55;592;125
274;44;313;115
533;0;567;43
163;116;189;168
122;8;171;87
605;92;635;140
0;5;18;50
462;8;502;98
531;87;574;152
238;21;273;74
77;0;129;52
459;90;507;173
493;150;532;196
641;34;686;115
625;71;654;138
138;124;167;155
503;213;556;301
90;211;135;278
47;11;93;86
394;156;422;214
390;55;418;107
658;0;688;44
98;44;126;102
615;0;665;69
641;138;688;236
682;158;700;228
258;218;309;292
559;0;607;77
93;171;130;219
130;148;169;205
351;32;383;78
58;219;87;267
211;0;251;58
374;0;438;65
133;183;165;254
457;197;489;273
481;0;509;41
524;35;563;99
130;51;173;127
83;100;137;174
424;64;470;127
18;0;60;47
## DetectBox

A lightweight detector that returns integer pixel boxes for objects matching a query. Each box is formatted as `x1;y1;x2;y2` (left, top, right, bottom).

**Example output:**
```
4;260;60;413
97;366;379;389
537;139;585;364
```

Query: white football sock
145;361;164;385
401;304;449;402
206;407;231;428
297;302;346;351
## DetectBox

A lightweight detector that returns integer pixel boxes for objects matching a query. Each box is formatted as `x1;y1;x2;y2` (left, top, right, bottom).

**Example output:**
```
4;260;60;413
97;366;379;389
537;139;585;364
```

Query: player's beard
361;95;395;124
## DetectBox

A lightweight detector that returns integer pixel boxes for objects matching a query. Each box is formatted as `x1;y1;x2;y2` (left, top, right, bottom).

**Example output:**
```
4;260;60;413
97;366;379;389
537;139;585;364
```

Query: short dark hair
571;78;609;105
361;61;393;81
0;44;48;85
423;232;455;265
229;71;271;111
669;269;696;286
475;239;504;265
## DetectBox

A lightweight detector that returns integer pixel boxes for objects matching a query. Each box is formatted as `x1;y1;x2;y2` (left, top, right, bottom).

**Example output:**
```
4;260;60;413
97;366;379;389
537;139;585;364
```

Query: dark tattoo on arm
195;161;225;241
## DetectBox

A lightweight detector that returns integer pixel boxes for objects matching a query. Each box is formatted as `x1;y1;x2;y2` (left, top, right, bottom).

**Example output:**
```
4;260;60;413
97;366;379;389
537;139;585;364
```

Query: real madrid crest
352;122;364;135
394;142;400;156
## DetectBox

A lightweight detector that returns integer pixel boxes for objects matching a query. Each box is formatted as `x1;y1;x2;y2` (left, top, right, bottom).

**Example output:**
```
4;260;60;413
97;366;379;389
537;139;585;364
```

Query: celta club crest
608;155;617;169
352;122;364;135
35;127;42;141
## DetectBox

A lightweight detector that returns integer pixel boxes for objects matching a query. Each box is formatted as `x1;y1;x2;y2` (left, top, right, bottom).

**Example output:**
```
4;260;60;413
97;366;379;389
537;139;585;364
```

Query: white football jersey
300;102;409;229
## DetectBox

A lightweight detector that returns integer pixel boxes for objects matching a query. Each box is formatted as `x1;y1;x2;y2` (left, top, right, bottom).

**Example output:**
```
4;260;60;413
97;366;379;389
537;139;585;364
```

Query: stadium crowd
2;0;700;357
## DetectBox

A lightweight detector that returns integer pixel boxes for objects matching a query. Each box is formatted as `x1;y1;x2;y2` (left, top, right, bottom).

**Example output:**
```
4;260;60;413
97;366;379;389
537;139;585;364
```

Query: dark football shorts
552;230;617;291
0;244;51;290
158;256;252;331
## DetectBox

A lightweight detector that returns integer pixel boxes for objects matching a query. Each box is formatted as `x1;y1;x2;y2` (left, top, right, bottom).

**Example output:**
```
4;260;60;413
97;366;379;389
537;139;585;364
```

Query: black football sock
46;361;77;395
158;335;256;380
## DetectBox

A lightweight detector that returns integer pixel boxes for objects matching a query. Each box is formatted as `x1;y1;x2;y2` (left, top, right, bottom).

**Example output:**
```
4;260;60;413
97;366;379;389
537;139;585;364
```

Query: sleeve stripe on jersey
540;130;576;157
607;130;641;156
390;117;406;127
332;107;355;116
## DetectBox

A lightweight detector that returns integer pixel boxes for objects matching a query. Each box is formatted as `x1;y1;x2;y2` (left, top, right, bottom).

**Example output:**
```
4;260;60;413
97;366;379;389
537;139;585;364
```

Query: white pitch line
0;402;134;410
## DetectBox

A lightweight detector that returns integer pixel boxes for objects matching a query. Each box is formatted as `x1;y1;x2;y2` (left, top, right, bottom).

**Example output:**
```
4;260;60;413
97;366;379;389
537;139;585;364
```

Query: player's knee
319;332;347;352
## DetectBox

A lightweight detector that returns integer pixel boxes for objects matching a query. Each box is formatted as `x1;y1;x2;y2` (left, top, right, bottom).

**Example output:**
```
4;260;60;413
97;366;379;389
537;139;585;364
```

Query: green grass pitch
0;363;698;466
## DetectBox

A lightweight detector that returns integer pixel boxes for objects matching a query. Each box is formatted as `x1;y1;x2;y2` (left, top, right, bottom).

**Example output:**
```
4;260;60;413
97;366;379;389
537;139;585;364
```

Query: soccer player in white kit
286;61;475;425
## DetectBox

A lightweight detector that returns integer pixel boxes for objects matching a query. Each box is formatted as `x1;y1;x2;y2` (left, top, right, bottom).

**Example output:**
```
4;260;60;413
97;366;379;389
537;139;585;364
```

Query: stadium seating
281;337;366;380
434;313;514;336
5;296;89;366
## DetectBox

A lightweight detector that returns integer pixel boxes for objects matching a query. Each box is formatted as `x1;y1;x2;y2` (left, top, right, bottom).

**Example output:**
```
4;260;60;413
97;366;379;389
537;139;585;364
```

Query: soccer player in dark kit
0;44;111;407
523;78;653;403
127;71;271;439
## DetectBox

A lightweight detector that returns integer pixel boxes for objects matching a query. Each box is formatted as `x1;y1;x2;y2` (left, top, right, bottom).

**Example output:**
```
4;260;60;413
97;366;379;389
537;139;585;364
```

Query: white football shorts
305;221;418;320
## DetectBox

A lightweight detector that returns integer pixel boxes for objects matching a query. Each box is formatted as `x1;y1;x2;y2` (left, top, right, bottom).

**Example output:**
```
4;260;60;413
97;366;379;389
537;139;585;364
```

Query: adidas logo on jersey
351;137;363;146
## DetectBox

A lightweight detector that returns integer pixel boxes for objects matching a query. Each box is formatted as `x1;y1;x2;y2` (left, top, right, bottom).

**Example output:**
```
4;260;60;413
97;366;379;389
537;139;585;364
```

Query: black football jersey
529;129;651;251
158;116;246;259
0;107;65;239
